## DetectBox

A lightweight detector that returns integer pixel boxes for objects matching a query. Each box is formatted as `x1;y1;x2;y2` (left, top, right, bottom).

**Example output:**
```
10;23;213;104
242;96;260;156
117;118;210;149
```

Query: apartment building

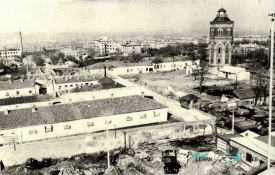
94;37;117;55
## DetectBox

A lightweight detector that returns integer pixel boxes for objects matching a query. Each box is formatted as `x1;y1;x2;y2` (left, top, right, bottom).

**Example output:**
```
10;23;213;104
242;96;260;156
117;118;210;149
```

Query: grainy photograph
0;0;274;174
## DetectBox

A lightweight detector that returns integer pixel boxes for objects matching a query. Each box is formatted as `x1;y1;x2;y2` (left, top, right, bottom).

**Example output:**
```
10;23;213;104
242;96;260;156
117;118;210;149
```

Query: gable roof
54;75;102;84
179;94;200;102
219;66;246;74
0;79;34;90
98;77;115;84
0;95;167;130
233;89;256;100
104;166;123;175
217;134;240;143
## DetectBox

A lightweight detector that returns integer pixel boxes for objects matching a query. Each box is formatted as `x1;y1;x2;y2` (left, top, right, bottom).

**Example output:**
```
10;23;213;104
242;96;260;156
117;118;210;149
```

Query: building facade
0;49;22;59
94;37;118;55
208;8;234;74
121;42;142;55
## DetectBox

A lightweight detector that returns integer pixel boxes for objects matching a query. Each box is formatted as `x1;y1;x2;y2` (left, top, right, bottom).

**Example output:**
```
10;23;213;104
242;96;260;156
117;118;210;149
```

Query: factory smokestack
19;31;23;56
104;65;107;77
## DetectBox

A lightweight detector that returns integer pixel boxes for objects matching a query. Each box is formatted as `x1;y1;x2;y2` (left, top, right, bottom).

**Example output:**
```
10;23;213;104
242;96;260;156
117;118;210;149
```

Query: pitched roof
0;95;167;130
218;66;245;74
122;42;141;47
105;166;123;175
255;136;275;147
54;75;102;84
179;94;200;102
217;134;240;143
98;77;115;84
233;89;256;100
218;8;227;13
0;79;34;90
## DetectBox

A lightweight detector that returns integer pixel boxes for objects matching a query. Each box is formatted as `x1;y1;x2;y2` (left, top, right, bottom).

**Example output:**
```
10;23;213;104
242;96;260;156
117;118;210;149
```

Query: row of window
29;113;161;135
0;51;19;55
58;83;92;90
211;28;232;36
6;90;33;97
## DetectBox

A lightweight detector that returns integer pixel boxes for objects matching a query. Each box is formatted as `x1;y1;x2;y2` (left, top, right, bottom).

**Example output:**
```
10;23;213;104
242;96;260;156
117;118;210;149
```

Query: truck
161;149;181;174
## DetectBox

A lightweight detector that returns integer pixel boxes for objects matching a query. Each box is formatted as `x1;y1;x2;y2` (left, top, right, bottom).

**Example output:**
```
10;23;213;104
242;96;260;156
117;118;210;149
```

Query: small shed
179;94;200;109
216;134;240;153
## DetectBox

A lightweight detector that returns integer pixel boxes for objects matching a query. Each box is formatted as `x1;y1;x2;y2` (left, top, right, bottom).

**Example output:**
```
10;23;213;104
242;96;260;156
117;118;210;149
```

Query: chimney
69;76;72;79
32;107;37;113
111;94;114;99
4;109;9;115
65;77;68;81
9;80;12;83
20;79;24;82
104;65;107;77
141;92;145;97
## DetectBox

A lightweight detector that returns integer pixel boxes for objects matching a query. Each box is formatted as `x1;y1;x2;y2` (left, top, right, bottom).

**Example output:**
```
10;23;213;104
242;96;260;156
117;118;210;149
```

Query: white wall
112;66;153;75
217;71;250;81
0;87;37;99
0;108;167;143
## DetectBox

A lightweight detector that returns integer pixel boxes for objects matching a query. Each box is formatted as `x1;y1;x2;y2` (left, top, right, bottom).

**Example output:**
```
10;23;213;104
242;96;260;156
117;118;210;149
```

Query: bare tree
251;64;268;106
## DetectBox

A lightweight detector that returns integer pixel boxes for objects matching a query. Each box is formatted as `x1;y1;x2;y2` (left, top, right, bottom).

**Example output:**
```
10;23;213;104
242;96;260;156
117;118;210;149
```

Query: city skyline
0;0;273;35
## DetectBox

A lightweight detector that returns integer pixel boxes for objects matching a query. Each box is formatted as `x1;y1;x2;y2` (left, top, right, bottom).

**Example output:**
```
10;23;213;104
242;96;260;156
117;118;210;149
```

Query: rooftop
219;66;246;74
233;89;256;100
89;61;152;69
255;135;275;147
0;95;167;130
122;42;141;47
54;75;102;84
0;79;34;90
179;94;200;102
217;134;240;143
230;136;275;159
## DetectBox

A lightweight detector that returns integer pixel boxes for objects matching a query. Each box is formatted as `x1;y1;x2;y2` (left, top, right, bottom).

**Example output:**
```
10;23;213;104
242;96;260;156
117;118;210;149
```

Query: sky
0;0;273;35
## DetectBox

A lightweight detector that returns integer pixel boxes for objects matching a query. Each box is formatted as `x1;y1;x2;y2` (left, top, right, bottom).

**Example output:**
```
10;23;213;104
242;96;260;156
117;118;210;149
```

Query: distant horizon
0;0;273;36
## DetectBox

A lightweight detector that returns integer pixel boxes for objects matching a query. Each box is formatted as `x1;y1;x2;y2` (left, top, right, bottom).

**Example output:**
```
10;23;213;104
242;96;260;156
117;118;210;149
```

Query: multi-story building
0;49;22;59
208;8;234;74
94;36;117;55
121;42;142;55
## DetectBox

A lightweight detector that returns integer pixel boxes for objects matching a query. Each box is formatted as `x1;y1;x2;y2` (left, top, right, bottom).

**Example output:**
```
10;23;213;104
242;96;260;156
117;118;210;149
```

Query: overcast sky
0;0;273;35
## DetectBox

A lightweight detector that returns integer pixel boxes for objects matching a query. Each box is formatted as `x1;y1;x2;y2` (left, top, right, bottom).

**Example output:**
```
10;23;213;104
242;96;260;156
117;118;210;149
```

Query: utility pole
106;128;110;168
267;12;275;170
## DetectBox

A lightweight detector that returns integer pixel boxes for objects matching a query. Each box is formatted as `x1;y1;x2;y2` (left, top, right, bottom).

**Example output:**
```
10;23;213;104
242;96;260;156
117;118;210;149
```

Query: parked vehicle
134;149;153;162
161;149;181;174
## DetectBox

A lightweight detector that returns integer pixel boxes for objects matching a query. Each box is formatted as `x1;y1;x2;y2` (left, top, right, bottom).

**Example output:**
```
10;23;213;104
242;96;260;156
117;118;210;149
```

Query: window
218;47;221;53
85;83;89;85
133;47;134;49
76;84;78;87
146;68;148;71
29;90;32;94
126;116;133;121
226;28;231;35
87;122;94;127
45;125;53;133
140;114;147;119
65;85;68;88
127;69;129;72
70;85;73;87
211;28;215;35
246;153;252;163
154;111;160;117
105;120;112;124
218;59;221;64
260;160;265;165
29;130;37;135
218;28;223;35
16;91;19;95
185;125;193;132
64;125;71;130
59;86;61;90
225;59;229;64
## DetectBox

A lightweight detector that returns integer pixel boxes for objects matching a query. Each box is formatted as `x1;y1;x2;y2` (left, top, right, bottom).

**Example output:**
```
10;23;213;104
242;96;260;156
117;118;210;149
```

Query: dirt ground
121;70;231;102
